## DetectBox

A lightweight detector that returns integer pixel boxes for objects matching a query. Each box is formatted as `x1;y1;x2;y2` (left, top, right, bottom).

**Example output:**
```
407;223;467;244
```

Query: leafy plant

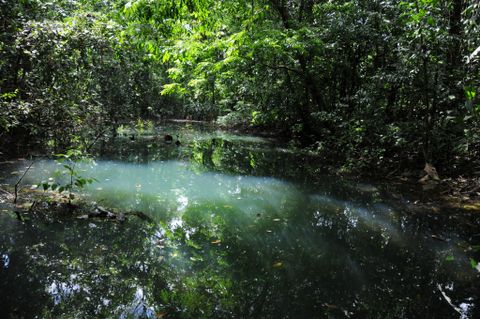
38;149;97;203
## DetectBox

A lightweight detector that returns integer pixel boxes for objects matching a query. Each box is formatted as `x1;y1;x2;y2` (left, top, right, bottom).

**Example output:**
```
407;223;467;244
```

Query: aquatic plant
37;148;97;202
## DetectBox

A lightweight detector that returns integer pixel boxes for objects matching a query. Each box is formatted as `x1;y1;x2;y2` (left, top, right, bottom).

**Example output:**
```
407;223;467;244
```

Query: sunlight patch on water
119;287;156;319
47;278;81;306
309;194;402;243
1;253;9;268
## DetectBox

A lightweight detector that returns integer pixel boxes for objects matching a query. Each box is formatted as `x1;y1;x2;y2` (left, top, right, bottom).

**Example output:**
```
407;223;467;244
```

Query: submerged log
89;206;116;219
79;208;126;223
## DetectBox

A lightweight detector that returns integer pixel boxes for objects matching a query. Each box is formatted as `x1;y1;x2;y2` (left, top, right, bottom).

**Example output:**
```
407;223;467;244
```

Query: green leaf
161;83;186;96
162;51;171;63
427;16;435;26
470;258;478;269
465;87;476;100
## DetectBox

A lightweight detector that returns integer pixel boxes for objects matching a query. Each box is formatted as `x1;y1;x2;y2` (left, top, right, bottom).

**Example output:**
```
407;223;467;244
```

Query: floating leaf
21;202;33;209
462;204;480;211
323;303;339;310
431;234;446;241
273;261;283;268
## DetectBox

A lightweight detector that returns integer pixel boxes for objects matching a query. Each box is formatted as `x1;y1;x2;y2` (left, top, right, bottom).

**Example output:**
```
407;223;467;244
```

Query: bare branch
467;45;480;64
257;62;302;76
14;160;35;204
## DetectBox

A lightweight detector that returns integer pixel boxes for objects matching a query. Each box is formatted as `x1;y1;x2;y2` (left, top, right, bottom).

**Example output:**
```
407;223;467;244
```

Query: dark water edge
0;123;479;318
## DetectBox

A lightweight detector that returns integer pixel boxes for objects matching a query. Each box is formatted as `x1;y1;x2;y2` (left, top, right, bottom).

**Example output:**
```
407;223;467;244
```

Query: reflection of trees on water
0;217;165;318
96;125;311;180
1;192;477;318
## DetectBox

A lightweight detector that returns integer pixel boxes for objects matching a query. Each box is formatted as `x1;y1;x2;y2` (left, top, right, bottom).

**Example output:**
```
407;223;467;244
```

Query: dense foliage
1;0;479;174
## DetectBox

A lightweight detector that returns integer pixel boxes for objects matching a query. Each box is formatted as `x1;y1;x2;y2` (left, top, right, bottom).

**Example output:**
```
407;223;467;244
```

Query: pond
0;123;479;318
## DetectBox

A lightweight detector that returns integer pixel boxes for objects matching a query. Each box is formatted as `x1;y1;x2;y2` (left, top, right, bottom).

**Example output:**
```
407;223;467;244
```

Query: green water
1;123;479;318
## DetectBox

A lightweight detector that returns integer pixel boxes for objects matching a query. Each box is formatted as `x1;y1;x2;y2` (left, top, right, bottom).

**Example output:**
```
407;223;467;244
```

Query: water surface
1;123;479;318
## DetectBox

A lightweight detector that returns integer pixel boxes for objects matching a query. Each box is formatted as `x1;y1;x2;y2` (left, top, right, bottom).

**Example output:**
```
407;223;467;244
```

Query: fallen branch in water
0;187;13;198
437;284;462;315
14;160;35;205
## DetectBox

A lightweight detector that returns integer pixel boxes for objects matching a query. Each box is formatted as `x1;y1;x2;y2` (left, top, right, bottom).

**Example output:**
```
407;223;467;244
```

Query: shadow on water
1;123;479;318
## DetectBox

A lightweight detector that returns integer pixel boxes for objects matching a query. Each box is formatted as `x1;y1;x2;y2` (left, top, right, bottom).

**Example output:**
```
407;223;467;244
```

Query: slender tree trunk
422;55;432;163
448;0;466;104
448;0;464;67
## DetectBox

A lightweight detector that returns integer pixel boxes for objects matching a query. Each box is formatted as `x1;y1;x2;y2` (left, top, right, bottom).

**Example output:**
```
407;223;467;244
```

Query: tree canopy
1;0;479;173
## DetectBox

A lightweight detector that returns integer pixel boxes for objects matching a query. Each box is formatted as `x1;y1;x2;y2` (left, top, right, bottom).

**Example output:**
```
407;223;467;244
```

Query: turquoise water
0;123;479;318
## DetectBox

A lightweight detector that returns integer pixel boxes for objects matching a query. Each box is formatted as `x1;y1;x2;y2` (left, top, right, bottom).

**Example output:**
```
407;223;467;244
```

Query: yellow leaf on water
462;204;480;211
273;262;283;268
20;202;33;209
323;303;339;310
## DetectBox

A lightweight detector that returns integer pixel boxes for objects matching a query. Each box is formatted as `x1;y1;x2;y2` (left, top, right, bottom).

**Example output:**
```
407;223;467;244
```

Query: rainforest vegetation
1;0;480;172
2;2;480;318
